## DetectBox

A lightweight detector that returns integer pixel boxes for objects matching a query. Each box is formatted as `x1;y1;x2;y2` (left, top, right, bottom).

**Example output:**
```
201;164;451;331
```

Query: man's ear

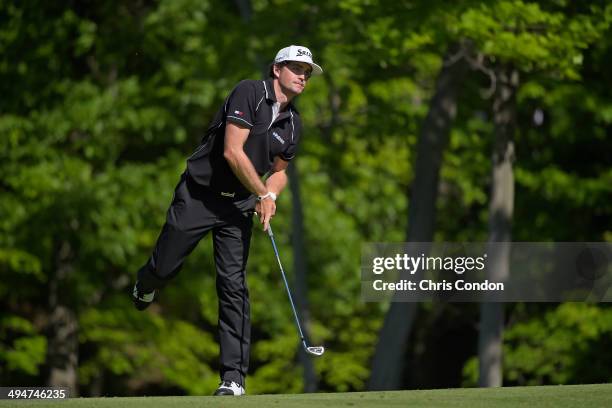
273;63;282;79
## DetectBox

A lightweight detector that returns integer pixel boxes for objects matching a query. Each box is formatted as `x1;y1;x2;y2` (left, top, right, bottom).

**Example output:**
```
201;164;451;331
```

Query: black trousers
137;171;256;386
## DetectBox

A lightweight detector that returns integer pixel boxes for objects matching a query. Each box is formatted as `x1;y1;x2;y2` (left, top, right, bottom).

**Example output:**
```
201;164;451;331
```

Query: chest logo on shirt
272;131;285;145
234;110;244;116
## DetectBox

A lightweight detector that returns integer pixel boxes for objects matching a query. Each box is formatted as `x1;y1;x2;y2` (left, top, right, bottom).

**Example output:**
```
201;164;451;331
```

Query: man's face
275;61;313;95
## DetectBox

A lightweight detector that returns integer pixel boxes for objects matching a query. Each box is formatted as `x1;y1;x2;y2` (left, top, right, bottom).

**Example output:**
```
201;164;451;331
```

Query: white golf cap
274;45;323;75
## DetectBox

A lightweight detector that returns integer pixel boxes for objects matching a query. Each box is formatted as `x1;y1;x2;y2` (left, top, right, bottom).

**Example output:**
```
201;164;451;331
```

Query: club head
306;346;325;356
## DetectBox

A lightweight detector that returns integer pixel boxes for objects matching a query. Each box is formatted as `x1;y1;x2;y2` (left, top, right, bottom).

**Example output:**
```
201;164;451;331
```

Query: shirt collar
264;78;277;102
264;78;296;111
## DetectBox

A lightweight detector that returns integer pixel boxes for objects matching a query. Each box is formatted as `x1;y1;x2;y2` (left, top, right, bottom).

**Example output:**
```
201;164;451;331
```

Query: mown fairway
1;384;610;408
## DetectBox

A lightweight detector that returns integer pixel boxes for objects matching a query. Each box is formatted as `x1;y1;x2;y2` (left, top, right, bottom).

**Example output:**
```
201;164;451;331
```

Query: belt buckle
221;191;235;198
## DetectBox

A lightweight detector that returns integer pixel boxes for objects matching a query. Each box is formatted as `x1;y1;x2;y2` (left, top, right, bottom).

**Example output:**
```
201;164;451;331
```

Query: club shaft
267;226;307;343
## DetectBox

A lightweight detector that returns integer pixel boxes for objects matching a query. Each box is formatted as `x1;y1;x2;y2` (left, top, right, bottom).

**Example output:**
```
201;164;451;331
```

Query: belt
184;170;253;201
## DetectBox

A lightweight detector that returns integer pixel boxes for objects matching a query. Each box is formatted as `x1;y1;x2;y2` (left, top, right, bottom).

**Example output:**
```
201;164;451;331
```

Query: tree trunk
368;45;469;390
233;0;267;72
288;162;318;392
234;0;251;20
235;0;317;391
478;67;518;388
46;240;79;395
236;0;318;390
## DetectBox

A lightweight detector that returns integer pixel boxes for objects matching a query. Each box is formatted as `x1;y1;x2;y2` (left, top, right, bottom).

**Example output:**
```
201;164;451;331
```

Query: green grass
2;384;611;407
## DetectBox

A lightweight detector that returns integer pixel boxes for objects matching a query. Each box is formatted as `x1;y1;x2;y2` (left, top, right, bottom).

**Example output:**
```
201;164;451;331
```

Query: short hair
268;61;287;78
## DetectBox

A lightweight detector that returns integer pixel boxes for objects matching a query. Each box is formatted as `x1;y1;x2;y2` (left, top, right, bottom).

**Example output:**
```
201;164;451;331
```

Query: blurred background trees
0;0;610;396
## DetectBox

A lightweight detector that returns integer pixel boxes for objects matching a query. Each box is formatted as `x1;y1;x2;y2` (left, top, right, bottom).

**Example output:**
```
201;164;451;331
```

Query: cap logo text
296;49;312;58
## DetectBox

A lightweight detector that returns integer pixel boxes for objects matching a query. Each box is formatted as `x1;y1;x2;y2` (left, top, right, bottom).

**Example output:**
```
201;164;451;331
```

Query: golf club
266;225;325;356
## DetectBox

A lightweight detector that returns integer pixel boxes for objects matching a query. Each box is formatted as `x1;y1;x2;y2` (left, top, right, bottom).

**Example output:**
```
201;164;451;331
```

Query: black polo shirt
186;78;302;197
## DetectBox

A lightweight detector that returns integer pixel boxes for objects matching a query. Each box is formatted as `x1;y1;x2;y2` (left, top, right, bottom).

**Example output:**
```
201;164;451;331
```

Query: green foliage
1;0;611;396
79;303;218;394
0;316;46;377
463;304;612;386
455;1;611;79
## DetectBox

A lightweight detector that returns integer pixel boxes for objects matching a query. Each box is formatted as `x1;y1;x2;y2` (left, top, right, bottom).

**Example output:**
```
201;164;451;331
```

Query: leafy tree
1;0;611;396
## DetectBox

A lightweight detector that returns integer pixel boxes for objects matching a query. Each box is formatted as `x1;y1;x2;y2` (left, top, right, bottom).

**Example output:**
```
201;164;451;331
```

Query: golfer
132;45;322;396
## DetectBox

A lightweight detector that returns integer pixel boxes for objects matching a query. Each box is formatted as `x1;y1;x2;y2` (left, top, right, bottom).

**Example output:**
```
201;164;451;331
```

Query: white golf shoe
213;380;245;396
